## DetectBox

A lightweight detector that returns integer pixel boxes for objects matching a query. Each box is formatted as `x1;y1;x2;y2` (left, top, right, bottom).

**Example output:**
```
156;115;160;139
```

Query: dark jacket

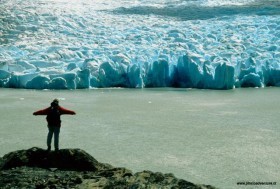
33;106;76;127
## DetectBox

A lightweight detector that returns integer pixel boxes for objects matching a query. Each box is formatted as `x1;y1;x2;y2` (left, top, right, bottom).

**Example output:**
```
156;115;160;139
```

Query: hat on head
51;99;59;107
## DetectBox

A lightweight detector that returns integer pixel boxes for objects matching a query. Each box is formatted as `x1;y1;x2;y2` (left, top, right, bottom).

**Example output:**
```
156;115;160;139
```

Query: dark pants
47;126;60;150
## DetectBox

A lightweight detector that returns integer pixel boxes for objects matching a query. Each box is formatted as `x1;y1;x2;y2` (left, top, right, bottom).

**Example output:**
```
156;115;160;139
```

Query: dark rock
97;167;133;178
0;148;217;189
35;181;47;189
0;157;3;167
177;179;197;188
1;147;108;171
48;178;59;185
73;175;83;184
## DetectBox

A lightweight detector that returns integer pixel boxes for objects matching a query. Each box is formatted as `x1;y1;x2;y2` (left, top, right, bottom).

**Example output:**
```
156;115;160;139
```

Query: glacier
0;0;279;89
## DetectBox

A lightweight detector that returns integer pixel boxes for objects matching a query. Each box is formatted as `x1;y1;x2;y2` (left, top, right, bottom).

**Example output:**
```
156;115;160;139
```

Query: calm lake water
0;88;279;188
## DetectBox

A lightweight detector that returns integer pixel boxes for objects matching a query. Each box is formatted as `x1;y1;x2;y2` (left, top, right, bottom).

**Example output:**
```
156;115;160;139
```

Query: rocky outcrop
0;147;110;171
0;147;216;189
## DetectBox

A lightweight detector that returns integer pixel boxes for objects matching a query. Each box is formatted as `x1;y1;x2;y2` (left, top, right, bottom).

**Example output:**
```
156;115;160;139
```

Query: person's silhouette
33;99;76;151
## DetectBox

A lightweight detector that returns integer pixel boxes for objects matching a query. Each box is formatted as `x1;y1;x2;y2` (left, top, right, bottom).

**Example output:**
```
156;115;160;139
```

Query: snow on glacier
0;0;279;89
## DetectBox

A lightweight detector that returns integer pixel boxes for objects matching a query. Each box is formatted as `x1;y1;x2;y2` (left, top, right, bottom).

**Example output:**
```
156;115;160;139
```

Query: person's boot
55;148;59;152
47;146;51;152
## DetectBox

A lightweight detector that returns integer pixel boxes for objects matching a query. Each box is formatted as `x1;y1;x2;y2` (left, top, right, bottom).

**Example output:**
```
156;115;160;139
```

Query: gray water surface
0;88;279;188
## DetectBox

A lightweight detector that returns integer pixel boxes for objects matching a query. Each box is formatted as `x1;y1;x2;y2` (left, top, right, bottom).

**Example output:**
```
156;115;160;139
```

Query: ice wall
0;0;279;90
2;53;279;90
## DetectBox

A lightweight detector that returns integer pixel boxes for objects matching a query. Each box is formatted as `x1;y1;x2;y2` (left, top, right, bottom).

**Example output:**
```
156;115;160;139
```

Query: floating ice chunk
26;75;50;89
49;77;67;89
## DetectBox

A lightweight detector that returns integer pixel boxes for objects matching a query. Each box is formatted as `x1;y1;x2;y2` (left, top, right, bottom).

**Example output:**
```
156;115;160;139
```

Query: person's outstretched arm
59;106;76;115
33;107;50;115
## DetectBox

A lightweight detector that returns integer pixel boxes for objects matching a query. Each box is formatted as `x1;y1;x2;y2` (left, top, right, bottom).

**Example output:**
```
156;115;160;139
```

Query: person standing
33;99;76;151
